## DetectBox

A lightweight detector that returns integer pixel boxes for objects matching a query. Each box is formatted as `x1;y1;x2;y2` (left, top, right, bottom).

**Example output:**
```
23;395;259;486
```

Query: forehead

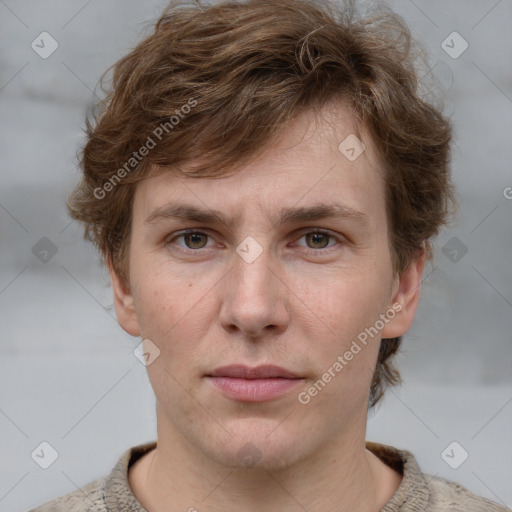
133;103;386;230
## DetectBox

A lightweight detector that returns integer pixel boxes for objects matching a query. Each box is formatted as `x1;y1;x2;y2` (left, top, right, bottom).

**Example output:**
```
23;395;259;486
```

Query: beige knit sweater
29;441;510;511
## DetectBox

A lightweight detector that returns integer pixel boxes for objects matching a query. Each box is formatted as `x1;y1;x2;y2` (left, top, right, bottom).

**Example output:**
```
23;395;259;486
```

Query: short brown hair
68;0;456;406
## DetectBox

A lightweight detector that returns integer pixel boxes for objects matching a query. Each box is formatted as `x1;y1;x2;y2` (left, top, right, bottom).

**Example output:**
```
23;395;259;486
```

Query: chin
204;420;317;471
217;444;305;471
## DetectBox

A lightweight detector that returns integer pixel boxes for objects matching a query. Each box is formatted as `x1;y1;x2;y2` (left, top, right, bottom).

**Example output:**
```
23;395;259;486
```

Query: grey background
1;0;511;510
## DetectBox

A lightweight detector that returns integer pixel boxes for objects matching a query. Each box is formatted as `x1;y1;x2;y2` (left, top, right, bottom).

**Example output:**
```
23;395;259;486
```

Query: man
31;0;509;510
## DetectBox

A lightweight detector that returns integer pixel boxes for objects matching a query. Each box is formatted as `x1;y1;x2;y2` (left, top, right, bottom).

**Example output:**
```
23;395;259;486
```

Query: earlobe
107;259;141;337
381;244;427;339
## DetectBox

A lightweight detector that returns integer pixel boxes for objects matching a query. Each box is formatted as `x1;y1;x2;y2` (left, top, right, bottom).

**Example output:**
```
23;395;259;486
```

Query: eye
301;231;334;249
167;230;214;251
294;229;340;252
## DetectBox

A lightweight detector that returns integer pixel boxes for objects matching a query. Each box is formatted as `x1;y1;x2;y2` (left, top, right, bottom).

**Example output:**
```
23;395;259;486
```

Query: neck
130;410;400;512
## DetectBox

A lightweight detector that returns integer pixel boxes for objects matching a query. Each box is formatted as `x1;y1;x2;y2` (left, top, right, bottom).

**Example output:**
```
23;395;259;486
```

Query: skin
109;102;426;512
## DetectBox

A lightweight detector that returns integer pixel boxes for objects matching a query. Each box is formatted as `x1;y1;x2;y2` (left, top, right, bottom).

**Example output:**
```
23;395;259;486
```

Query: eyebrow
144;202;370;228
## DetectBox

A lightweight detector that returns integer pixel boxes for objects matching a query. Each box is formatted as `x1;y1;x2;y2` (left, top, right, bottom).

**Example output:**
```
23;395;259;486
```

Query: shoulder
367;441;510;512
28;477;108;512
426;474;511;512
27;441;156;512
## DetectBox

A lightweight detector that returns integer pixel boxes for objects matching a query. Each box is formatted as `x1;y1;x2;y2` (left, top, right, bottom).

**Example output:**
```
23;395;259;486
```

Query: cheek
130;274;203;398
292;269;391;402
295;267;389;339
130;265;215;363
130;255;190;329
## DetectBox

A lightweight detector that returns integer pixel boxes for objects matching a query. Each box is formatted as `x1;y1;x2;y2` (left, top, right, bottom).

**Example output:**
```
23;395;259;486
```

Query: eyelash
165;228;342;257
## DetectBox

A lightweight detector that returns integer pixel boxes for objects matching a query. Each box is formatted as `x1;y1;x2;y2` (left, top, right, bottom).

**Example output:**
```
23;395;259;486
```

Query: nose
218;244;290;339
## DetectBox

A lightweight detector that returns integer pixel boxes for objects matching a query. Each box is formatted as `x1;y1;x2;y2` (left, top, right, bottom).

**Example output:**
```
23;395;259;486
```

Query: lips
208;365;300;379
205;365;303;402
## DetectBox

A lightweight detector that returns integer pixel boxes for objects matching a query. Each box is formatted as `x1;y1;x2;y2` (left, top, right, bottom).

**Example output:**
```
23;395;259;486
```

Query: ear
381;243;427;339
107;258;141;337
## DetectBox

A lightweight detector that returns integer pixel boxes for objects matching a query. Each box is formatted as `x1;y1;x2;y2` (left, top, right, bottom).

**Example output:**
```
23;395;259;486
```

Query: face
110;103;424;471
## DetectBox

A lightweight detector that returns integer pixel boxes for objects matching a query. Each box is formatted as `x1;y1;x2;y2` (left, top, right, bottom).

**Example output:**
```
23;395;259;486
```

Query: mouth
205;365;304;403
